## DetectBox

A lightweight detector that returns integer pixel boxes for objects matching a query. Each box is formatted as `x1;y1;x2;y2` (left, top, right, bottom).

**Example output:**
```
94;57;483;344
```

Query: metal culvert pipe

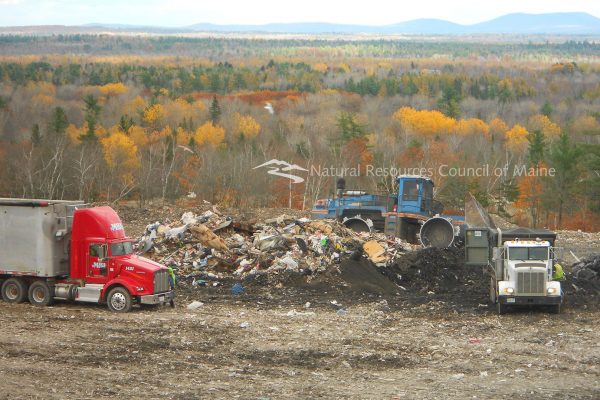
420;217;456;248
342;216;373;233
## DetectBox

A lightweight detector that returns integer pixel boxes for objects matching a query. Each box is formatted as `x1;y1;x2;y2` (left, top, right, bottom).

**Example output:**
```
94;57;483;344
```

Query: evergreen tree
527;130;546;166
31;123;42;146
80;94;101;142
548;131;583;228
337;112;366;142
119;114;134;134
209;95;221;125
49;106;69;136
540;100;553;117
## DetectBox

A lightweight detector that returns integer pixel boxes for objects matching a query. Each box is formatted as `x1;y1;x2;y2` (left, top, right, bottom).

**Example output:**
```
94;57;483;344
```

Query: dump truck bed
0;198;84;277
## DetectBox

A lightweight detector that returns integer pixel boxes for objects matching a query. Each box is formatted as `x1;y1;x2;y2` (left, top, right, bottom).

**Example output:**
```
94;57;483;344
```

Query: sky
0;0;599;27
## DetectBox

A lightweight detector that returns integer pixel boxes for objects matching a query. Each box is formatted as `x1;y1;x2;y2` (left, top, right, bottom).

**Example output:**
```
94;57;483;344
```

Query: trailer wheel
1;278;28;303
107;287;132;313
28;281;54;307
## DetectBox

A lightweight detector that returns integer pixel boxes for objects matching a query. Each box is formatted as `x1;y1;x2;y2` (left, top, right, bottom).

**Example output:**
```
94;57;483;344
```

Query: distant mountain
186;13;600;35
468;12;600;34
4;12;600;35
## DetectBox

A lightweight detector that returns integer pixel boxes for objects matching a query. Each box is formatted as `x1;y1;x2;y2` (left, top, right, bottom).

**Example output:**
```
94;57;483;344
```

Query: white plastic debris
186;301;204;310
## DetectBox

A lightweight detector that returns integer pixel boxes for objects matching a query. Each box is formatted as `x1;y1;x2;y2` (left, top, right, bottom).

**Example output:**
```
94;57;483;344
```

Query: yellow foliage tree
128;125;148;148
572;115;600;135
489;117;509;137
66;124;85;144
125;96;146;116
100;132;140;183
505;124;529;151
143;104;165;129
235;113;261;139
175;126;192;146
194;122;225;147
99;82;128;97
393;106;456;137
453;118;489;137
528;114;560;138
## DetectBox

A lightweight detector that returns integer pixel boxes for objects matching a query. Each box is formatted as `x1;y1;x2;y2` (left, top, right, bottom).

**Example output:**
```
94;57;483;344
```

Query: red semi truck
0;199;174;312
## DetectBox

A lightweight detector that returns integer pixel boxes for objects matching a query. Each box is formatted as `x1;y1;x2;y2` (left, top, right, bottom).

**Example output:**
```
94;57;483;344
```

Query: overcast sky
0;0;599;26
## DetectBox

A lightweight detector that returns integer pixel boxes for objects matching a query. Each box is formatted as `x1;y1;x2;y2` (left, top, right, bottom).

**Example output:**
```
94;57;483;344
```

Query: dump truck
0;199;174;312
466;227;562;314
312;175;465;248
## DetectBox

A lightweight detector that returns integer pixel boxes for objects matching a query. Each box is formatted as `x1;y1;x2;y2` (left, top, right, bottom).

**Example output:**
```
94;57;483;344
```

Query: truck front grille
517;271;545;295
154;270;170;294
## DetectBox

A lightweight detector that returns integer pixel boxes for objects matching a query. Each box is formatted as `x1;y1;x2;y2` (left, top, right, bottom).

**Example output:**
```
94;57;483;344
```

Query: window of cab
508;246;549;261
110;241;134;256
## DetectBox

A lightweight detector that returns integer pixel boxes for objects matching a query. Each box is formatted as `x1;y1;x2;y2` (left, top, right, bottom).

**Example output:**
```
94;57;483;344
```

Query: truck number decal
92;262;106;269
110;223;124;232
125;266;134;271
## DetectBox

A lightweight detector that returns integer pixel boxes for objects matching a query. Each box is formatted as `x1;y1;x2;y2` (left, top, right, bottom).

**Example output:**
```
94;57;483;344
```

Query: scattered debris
186;301;204;310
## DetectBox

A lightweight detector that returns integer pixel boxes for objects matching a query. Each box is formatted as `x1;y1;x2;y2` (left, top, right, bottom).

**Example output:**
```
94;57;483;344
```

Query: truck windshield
111;242;134;256
509;246;548;261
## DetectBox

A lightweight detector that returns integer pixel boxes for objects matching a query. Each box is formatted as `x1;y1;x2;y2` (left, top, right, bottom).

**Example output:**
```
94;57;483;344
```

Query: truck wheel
107;287;132;313
28;281;54;306
1;278;28;303
489;278;497;303
497;301;507;315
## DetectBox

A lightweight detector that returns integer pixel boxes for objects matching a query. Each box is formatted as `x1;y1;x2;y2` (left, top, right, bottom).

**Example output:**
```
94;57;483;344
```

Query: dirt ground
1;205;599;399
1;284;599;400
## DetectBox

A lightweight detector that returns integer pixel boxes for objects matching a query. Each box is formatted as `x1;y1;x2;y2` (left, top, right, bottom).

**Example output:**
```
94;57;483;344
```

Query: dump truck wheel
489;278;497;303
28;281;54;307
2;278;28;303
107;287;132;313
497;301;507;315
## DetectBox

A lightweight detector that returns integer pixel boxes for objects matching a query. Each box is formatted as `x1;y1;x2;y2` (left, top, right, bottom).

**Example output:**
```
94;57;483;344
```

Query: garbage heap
136;208;416;285
570;254;600;293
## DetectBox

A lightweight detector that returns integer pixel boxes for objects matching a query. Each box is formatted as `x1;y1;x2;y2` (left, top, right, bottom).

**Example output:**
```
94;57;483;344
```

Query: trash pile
570;254;600;293
379;247;487;294
136;208;416;285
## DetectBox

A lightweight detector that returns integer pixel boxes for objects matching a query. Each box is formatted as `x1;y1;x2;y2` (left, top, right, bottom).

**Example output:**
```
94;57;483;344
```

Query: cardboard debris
363;240;387;264
190;224;229;252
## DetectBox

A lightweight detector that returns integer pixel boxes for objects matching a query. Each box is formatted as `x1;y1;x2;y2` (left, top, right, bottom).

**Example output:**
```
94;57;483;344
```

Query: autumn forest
0;35;599;230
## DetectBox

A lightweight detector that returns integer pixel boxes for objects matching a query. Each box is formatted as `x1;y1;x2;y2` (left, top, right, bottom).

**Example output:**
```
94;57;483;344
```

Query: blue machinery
311;175;466;248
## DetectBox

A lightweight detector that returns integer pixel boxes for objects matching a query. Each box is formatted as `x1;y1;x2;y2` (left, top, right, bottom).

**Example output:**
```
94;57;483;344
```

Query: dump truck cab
466;227;562;314
496;239;562;313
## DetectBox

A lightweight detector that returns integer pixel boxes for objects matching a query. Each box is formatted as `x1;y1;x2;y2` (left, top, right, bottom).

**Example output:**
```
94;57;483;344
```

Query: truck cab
0;200;173;312
68;206;173;312
495;239;562;313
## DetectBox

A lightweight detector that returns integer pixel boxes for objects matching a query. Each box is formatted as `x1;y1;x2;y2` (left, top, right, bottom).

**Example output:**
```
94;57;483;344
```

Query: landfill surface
0;203;599;399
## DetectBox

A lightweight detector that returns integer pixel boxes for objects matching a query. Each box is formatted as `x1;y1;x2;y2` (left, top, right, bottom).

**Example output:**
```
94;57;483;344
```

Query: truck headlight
547;287;557;295
503;287;514;295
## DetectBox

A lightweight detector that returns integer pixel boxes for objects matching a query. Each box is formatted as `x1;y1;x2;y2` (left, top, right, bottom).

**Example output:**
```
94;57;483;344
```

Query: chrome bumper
139;290;175;305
